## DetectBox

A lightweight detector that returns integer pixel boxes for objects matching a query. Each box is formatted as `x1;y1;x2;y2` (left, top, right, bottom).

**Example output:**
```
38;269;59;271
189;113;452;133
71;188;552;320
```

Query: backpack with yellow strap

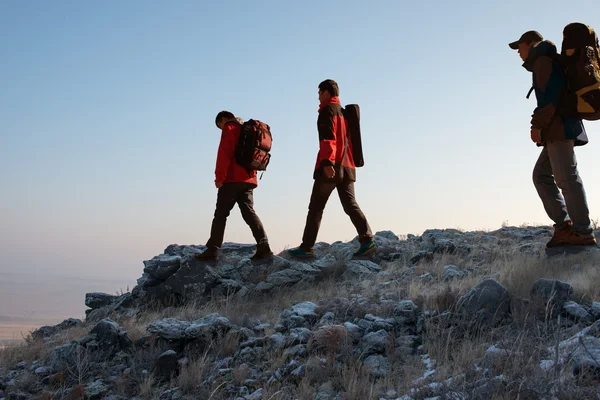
558;23;600;121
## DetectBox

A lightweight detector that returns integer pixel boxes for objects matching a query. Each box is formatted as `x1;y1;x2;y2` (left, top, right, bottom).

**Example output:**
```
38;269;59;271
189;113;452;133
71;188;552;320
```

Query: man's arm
531;56;562;132
317;106;337;170
214;124;236;184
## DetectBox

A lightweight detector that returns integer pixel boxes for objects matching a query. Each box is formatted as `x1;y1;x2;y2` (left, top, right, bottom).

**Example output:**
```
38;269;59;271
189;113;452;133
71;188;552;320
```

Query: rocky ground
2;226;600;400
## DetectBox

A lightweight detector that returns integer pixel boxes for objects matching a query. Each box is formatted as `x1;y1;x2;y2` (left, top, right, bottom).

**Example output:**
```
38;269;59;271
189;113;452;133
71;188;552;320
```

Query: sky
1;1;600;322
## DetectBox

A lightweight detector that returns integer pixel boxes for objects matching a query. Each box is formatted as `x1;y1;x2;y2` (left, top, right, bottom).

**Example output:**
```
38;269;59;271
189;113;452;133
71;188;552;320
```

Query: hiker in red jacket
195;111;273;261
289;79;376;258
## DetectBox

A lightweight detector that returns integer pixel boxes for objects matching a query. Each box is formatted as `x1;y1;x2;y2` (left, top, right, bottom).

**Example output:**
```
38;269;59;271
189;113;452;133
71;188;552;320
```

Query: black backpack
343;104;365;167
235;119;272;171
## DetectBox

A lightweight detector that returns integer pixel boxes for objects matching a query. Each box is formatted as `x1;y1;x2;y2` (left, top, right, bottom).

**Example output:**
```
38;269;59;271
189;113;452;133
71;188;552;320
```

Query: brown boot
194;248;218;261
251;243;273;261
546;221;573;248
561;231;598;247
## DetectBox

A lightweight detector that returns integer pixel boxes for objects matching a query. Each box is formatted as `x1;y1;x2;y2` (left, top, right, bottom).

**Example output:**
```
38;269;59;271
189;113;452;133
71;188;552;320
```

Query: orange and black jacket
314;97;356;181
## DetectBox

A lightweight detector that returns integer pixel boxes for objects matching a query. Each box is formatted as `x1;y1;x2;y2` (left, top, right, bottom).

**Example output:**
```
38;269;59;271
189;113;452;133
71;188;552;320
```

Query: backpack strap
526;86;534;99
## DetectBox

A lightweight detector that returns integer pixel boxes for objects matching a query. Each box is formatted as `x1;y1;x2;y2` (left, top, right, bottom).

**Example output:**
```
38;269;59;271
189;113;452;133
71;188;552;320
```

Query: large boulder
457;279;511;326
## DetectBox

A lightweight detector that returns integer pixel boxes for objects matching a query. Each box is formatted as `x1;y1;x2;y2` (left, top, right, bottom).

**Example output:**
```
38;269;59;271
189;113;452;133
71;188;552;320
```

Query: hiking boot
546;221;573;248
251;243;274;261
288;247;314;258
561;231;598;247
194;248;218;261
353;239;376;257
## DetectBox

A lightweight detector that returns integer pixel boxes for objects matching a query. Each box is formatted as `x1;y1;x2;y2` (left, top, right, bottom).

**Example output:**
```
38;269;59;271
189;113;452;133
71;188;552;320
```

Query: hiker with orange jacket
289;79;376;258
510;31;596;247
195;111;273;261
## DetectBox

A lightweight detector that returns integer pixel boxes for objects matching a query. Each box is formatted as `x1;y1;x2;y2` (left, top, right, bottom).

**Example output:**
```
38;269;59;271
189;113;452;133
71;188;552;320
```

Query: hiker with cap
510;30;596;247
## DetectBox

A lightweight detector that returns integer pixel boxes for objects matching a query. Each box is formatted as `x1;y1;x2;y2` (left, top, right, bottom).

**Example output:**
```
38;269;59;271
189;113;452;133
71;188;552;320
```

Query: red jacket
214;121;258;186
314;97;356;181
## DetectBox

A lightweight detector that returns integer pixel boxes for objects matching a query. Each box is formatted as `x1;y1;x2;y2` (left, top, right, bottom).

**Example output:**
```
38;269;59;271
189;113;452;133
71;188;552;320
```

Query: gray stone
311;254;339;275
284;344;307;359
264;269;305;287
442;265;467;281
317;312;336;327
245;388;264;400
361;330;389;355
288;328;312;345
571;336;600;379
184;313;232;340
364;314;395;332
90;319;126;349
457;279;511;326
530;278;573;314
146;257;220;304
85;292;118;310
341;260;382;279
344;322;364;343
147;318;190;340
395;300;420;324
591;302;600;320
50;342;78;371
410;251;434;265
143;255;182;280
159;387;184;400
363;354;389;377
85;379;109;400
33;366;52;376
155;350;178;379
31;318;82;340
564;301;593;323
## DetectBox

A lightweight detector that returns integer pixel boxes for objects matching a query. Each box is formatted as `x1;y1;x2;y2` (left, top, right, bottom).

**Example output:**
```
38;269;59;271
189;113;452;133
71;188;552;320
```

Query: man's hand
530;128;542;144
215;182;223;189
324;166;336;179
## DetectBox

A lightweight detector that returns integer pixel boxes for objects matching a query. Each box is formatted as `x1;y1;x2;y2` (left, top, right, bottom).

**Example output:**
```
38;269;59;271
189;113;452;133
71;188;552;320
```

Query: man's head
215;110;235;129
318;79;339;103
509;30;543;62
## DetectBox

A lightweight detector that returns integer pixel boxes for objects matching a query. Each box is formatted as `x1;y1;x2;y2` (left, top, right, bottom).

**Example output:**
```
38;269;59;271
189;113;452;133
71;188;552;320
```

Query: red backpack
235;119;272;171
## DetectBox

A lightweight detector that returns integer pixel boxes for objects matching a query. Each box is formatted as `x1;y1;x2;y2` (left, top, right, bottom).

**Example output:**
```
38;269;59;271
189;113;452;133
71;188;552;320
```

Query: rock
341;260;381;279
143;255;182;280
264;269;305;287
410;251;434;265
85;292;119;310
564;301;593;323
246;388;264;400
311;254;339;276
33;366;52;376
591;302;600;320
90;319;129;350
50;342;78;371
416;272;434;282
15;362;26;370
288;328;312;345
85;379;109;400
530;279;573;314
442;265;467;281
571;336;600;379
343;322;364;343
360;330;389;355
146;257;220;304
316;312;336;327
284;344;307;359
457;279;511;326
147;318;190;341
395;300;420;324
5;392;28;400
159;387;184;400
289;302;318;319
155;350;179;379
31;318;82;340
363;355;389;377
148;314;231;341
363;314;395;332
184;314;232;340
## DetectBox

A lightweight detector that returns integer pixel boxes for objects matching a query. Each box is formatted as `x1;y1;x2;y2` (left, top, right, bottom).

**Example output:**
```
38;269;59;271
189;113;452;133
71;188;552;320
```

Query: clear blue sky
2;0;600;293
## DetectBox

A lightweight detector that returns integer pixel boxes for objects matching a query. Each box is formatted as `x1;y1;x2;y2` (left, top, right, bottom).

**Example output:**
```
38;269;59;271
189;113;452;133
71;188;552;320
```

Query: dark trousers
301;178;373;250
206;182;268;250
